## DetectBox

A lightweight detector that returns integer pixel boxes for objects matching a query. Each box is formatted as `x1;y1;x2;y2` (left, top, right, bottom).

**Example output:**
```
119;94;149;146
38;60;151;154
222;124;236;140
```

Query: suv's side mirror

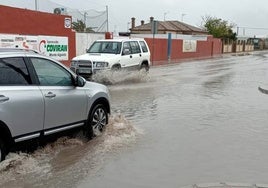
75;75;86;87
122;48;130;55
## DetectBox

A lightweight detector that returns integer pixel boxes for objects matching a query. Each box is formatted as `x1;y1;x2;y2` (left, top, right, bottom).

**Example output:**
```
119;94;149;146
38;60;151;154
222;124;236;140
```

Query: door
121;41;143;69
0;57;44;138
30;57;88;131
121;41;135;68
129;41;143;68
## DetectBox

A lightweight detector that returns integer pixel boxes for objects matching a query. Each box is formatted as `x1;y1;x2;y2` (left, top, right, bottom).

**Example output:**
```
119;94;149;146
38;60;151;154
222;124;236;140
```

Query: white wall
75;33;105;56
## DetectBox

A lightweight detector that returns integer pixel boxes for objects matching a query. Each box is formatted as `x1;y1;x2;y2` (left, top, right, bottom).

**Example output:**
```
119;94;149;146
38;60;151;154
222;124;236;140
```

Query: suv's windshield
87;41;122;54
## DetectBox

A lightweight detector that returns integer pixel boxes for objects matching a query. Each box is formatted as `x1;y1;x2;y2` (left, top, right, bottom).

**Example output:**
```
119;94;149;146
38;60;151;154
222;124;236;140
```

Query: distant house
130;17;208;35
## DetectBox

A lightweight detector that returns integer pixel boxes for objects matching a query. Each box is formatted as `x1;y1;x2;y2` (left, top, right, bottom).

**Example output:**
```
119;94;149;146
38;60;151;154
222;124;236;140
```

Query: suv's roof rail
0;48;39;54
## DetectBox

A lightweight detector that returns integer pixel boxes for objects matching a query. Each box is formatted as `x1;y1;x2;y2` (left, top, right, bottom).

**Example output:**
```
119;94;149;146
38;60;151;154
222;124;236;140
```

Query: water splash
92;70;150;85
0;114;142;187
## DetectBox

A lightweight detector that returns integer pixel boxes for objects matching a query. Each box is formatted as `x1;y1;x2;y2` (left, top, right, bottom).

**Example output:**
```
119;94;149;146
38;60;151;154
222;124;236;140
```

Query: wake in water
92;70;150;85
0;114;142;187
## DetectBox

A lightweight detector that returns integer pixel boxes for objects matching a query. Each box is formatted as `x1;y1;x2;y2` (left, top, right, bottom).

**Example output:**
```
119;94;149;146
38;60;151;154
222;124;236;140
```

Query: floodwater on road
1;52;268;188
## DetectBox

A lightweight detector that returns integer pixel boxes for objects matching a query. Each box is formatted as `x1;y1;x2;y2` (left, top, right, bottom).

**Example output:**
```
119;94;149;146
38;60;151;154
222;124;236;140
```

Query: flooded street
1;52;268;187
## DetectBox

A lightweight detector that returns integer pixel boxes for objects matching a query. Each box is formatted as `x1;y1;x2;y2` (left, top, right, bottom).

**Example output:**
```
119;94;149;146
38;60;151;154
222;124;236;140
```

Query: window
129;41;141;54
139;41;149;52
0;57;31;85
88;42;121;54
31;58;73;86
122;42;131;55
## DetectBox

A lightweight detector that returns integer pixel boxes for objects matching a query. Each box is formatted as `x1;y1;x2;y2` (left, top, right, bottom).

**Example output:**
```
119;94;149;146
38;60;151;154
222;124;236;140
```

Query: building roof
130;20;208;35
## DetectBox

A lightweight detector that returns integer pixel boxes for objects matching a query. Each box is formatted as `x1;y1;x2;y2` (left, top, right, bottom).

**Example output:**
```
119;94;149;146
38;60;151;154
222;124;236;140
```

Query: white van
70;38;151;78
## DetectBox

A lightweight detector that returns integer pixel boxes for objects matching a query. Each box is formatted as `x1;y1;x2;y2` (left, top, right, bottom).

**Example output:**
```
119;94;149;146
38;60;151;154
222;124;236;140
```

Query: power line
238;26;268;30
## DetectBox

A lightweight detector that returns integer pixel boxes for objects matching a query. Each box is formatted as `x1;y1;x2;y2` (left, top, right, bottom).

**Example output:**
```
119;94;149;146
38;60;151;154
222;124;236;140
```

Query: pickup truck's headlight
95;62;108;68
71;60;78;67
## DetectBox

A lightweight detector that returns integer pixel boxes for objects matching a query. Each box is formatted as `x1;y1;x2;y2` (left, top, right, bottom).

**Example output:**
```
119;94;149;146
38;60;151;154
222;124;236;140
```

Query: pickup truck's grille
79;64;91;68
74;60;92;68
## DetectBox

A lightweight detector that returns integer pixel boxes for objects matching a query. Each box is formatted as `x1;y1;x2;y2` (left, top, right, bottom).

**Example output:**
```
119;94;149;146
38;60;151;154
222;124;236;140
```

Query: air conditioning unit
53;7;67;15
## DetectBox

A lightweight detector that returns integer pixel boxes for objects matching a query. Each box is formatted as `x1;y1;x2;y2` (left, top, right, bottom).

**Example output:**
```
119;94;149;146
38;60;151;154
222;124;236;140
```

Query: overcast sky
2;0;268;36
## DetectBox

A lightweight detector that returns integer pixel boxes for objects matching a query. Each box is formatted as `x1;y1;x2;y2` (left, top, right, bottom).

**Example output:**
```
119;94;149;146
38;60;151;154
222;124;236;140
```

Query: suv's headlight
71;60;78;67
95;62;108;68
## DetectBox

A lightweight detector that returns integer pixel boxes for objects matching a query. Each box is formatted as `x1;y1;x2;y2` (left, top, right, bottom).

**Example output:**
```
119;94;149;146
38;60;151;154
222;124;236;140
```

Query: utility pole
181;13;186;22
84;12;87;32
164;12;168;21
35;0;38;11
127;22;130;32
106;5;109;32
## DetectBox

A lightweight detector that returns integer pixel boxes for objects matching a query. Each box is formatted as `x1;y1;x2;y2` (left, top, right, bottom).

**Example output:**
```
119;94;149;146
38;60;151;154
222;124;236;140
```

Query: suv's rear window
0;57;31;85
139;41;149;53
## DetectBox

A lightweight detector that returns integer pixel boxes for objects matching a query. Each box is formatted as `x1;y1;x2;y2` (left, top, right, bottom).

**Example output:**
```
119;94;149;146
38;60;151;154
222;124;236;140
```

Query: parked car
70;38;151;78
0;48;110;161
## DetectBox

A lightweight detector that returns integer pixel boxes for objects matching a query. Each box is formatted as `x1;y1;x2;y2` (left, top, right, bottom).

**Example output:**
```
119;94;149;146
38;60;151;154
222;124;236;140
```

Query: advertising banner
0;34;68;61
38;36;68;60
183;40;197;52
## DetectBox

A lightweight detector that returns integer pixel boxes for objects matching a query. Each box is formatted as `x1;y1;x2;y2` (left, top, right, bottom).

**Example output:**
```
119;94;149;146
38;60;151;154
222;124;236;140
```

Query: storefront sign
0;34;68;61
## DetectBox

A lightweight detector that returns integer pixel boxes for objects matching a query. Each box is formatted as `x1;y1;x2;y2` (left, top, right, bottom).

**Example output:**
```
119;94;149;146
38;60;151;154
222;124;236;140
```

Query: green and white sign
0;34;69;61
38;36;68;60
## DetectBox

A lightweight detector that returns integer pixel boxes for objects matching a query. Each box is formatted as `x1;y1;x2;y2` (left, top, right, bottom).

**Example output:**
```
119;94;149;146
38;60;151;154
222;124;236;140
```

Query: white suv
70;38;151;78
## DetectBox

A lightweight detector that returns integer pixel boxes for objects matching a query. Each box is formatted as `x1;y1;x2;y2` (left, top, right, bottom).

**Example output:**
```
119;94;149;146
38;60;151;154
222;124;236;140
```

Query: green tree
72;20;95;33
202;15;237;40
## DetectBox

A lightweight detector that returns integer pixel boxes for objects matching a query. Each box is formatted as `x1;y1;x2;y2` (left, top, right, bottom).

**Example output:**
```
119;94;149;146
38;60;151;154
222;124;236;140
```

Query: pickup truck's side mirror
122;48;130;55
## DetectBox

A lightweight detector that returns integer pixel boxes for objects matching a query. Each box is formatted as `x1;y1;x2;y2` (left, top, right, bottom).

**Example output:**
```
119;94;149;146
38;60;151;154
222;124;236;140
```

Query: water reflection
110;86;158;122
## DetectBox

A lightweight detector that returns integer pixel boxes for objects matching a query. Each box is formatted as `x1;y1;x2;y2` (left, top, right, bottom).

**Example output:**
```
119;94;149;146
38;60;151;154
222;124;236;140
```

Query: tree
202;15;237;41
72;20;95;33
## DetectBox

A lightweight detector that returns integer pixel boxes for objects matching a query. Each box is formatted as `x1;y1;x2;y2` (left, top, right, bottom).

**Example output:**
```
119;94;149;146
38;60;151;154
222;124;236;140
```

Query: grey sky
1;0;268;36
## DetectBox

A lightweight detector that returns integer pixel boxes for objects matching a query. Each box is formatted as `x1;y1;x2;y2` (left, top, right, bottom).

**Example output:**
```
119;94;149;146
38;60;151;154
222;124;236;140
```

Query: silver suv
0;48;110;161
70;38;151;78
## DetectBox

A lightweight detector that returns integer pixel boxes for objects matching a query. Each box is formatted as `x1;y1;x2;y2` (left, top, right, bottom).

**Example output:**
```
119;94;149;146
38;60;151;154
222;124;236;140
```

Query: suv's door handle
130;55;132;58
45;92;56;98
139;54;142;57
0;95;9;102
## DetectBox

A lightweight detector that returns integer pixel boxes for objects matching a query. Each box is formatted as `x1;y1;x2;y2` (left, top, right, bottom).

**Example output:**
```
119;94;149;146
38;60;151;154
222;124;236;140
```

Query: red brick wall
145;36;222;66
0;5;75;66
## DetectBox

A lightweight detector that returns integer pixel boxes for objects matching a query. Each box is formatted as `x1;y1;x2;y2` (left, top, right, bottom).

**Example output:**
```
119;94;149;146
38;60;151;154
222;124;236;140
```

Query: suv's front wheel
0;138;6;161
86;104;108;138
140;63;149;72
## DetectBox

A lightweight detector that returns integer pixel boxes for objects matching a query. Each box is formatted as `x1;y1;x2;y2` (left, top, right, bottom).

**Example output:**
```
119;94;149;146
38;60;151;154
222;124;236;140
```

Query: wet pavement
1;51;268;187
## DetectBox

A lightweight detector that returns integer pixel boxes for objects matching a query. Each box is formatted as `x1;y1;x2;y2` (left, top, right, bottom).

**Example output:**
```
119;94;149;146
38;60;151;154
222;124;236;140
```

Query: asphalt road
1;51;268;188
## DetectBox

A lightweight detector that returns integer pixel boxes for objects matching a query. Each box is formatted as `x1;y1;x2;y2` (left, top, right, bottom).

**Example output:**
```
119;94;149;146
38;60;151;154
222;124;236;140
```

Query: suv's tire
86;104;108;138
140;63;149;72
0;138;6;161
111;64;121;71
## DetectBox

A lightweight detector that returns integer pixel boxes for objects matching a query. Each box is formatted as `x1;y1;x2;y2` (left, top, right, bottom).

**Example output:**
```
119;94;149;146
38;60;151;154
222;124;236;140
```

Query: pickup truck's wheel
0;138;6;161
111;64;121;71
87;104;108;138
140;63;149;72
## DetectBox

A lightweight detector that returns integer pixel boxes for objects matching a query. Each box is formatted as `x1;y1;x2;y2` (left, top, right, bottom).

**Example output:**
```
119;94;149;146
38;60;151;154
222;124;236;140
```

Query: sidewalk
150;50;262;67
181;183;268;188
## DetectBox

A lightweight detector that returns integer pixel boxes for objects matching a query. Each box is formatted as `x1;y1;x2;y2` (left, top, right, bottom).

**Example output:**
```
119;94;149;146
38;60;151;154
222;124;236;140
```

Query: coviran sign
0;34;68;61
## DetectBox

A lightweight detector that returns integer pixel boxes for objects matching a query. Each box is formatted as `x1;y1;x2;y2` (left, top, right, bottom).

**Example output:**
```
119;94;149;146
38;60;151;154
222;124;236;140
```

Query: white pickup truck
70;38;151;78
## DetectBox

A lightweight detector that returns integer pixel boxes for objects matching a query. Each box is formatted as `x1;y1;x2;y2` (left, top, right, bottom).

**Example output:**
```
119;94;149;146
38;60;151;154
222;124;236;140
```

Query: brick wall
0;5;75;66
145;35;222;65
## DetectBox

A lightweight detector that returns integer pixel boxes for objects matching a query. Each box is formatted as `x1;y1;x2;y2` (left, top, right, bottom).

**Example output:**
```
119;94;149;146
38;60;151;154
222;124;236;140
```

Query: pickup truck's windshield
87;41;122;54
